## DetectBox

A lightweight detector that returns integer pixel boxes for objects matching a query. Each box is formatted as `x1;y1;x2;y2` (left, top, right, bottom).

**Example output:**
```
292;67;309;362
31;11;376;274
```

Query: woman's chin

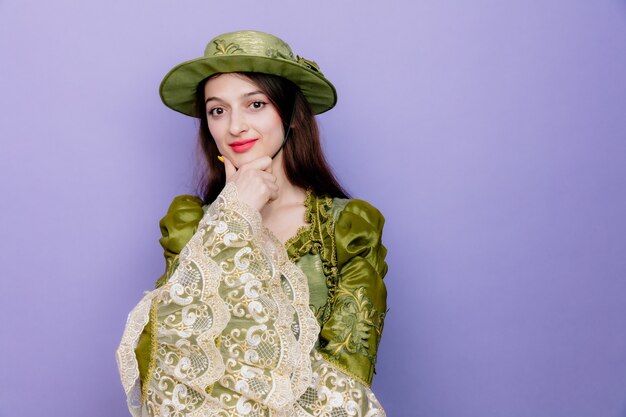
230;151;272;168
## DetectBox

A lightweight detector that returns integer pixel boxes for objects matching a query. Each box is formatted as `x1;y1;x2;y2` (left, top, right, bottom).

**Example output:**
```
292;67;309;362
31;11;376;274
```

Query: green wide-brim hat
160;30;337;117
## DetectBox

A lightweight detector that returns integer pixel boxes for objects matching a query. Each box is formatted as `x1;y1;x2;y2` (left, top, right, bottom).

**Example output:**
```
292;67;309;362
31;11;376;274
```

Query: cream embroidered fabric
116;183;385;416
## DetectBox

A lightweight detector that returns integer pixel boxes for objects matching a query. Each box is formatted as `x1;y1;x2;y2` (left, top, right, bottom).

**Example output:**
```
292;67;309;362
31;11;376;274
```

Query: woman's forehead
204;73;263;97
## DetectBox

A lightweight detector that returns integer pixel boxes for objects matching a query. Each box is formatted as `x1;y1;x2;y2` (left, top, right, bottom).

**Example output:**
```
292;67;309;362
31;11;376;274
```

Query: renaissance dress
116;183;388;416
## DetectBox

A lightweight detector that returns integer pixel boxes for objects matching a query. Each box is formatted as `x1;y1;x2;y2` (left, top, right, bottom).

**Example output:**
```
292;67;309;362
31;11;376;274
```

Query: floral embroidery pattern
212;39;243;55
296;55;321;73
265;46;293;60
323;284;383;362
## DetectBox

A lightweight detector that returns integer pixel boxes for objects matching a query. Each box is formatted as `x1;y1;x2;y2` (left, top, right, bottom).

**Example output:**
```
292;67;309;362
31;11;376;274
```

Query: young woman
117;30;388;416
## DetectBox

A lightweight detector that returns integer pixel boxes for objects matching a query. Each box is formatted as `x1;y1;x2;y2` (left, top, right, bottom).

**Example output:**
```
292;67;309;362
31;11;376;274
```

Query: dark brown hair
194;72;349;204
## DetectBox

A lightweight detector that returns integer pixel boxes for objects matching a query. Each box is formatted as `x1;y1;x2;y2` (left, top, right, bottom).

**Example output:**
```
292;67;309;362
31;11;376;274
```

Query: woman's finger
239;156;272;173
255;170;276;183
267;182;279;201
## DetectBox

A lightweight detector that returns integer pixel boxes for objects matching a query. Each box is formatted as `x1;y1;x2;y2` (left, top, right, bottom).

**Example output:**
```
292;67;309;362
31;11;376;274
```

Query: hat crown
204;31;296;62
160;30;336;117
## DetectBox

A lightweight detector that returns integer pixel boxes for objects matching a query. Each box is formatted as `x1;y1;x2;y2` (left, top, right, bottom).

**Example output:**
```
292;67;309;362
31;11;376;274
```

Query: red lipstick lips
229;139;258;153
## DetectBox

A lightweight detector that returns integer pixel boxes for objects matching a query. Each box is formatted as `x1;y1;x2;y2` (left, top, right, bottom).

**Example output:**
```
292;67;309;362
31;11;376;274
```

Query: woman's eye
251;101;266;110
208;107;224;116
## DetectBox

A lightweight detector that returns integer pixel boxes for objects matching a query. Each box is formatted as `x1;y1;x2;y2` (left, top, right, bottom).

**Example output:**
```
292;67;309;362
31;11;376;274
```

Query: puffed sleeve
318;199;388;386
153;194;205;288
134;194;204;393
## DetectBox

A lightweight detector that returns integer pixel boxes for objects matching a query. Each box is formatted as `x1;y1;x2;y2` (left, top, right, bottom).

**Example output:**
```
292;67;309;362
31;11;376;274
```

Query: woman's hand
223;156;278;211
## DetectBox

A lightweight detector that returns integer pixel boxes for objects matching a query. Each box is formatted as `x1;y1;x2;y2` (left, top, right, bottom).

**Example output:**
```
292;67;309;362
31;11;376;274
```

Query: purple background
1;1;626;416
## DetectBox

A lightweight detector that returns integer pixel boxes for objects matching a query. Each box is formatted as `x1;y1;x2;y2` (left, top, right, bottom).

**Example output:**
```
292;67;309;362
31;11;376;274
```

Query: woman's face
203;73;285;168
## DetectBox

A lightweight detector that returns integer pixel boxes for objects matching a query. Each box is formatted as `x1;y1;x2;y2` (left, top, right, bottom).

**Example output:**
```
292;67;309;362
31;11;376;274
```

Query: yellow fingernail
217;155;224;163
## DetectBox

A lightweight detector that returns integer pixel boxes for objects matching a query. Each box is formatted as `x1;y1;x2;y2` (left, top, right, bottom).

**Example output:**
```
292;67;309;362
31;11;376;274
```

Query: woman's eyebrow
205;91;265;105
205;96;222;105
242;90;264;98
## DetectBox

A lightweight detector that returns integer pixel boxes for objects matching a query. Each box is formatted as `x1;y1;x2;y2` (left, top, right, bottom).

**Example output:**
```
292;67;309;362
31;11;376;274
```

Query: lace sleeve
294;350;386;416
134;194;204;392
116;183;319;417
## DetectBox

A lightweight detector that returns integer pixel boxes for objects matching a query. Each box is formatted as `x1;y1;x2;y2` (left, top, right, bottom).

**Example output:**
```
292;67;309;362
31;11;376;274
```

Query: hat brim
160;55;337;117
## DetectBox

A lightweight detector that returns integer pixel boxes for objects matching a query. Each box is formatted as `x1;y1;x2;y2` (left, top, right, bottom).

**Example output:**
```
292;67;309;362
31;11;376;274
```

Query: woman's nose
229;109;248;136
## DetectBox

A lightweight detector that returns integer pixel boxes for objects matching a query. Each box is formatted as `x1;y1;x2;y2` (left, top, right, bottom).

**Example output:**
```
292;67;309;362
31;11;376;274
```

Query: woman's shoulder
163;194;205;212
328;196;385;230
327;195;387;274
158;194;205;256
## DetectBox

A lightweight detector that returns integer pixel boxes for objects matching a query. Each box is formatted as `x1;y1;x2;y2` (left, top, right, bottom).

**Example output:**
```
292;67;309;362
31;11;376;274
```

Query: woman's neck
263;152;306;210
259;152;308;243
